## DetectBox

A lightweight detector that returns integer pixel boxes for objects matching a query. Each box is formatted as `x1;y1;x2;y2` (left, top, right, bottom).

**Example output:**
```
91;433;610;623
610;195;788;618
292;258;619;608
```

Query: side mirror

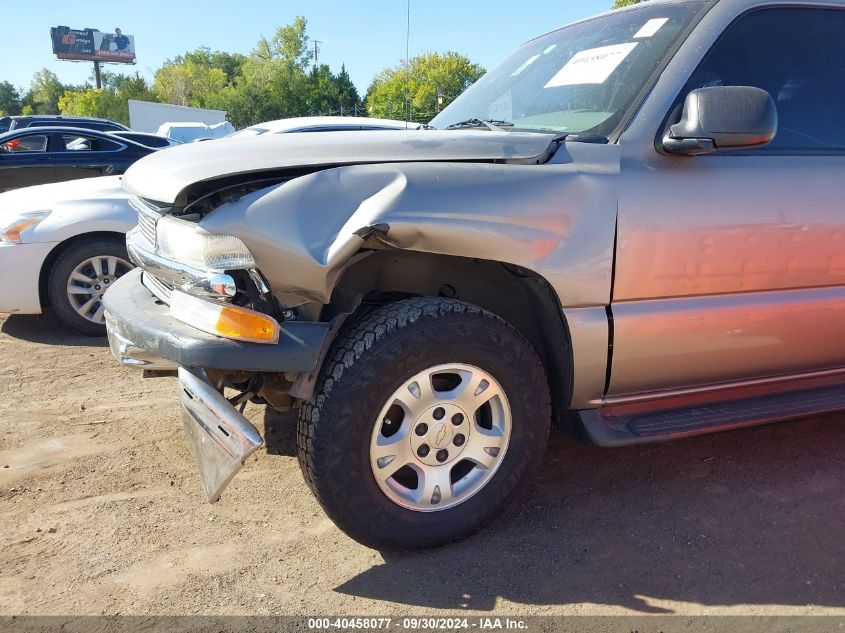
663;86;778;156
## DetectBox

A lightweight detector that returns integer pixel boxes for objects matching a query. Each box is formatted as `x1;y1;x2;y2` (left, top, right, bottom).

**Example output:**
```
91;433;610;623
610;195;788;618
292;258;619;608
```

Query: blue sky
1;0;613;94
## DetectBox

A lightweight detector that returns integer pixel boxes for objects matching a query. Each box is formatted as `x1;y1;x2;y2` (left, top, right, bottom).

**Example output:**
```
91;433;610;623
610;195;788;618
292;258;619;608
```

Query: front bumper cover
103;268;330;372
0;241;55;315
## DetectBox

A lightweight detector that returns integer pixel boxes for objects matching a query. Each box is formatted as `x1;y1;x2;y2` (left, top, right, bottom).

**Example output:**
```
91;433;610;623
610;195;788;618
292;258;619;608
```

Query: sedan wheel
48;237;133;336
66;255;132;325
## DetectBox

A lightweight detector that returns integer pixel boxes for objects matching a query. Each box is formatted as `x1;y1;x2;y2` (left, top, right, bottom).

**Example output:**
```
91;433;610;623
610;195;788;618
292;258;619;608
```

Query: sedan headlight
156;216;257;270
0;210;51;244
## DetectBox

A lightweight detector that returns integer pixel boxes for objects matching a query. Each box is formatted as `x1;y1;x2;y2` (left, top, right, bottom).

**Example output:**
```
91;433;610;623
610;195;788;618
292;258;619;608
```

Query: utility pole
313;40;322;69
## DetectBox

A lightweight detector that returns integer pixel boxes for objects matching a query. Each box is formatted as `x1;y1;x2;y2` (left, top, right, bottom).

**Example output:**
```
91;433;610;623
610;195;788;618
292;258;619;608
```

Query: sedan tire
47;237;133;336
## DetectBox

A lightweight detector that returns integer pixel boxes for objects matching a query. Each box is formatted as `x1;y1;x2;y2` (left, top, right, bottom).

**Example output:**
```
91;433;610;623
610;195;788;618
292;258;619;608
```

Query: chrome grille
130;196;162;247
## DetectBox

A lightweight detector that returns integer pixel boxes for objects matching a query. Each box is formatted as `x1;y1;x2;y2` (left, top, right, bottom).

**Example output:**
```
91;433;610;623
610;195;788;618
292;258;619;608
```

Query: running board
579;384;845;447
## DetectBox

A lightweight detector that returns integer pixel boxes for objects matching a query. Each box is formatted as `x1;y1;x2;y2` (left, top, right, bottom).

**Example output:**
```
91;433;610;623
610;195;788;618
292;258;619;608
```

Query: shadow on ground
264;408;299;457
1;312;107;348
335;416;845;613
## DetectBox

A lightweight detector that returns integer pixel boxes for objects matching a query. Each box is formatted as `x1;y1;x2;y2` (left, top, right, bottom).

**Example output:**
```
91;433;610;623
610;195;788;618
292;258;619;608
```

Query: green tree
269;16;313;71
365;52;485;122
59;89;124;122
60;72;157;126
22;69;66;114
154;60;228;107
183;48;247;84
613;0;643;8
213;17;316;127
306;64;362;116
0;81;22;116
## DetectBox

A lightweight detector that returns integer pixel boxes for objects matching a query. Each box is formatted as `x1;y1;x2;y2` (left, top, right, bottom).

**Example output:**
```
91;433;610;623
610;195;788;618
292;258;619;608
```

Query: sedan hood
0;175;126;218
121;129;557;204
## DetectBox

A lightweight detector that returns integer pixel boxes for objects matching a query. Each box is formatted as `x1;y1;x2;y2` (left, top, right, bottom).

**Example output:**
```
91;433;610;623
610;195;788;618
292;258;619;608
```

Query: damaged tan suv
104;0;845;549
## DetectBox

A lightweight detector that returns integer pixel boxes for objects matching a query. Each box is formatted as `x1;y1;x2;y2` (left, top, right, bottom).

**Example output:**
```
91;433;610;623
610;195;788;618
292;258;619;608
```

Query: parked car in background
230;116;422;137
0;116;418;335
104;0;845;551
0;176;133;335
0;127;157;193
157;121;235;143
4;115;129;133
66;131;182;151
108;131;183;149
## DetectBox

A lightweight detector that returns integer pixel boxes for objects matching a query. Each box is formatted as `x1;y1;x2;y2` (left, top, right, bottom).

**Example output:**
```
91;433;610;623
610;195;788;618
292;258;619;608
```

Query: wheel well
38;231;126;309
328;250;574;419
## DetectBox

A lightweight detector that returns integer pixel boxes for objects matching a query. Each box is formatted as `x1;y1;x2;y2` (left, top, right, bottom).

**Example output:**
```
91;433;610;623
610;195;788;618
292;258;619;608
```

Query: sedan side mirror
663;86;778;156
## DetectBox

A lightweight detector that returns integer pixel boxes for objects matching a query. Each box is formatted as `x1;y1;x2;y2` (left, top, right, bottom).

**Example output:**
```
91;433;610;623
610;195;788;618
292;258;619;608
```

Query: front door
0;133;53;192
610;6;845;397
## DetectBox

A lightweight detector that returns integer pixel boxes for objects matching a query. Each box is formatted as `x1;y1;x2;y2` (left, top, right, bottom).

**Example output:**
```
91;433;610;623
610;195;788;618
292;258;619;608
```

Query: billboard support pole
93;60;102;89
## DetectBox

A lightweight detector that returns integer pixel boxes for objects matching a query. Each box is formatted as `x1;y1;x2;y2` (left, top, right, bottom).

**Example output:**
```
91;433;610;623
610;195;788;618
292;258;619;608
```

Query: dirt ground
1;310;845;619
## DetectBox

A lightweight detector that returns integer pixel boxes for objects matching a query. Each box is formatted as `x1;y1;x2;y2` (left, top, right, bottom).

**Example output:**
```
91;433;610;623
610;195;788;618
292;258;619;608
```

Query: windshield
430;2;706;136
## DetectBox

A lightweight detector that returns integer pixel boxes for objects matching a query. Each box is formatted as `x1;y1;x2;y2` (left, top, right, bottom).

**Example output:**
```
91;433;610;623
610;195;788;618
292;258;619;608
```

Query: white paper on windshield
544;42;638;88
634;18;669;38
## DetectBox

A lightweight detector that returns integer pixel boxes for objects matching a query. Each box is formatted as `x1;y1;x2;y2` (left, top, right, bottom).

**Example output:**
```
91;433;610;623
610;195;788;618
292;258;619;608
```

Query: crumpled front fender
199;144;619;309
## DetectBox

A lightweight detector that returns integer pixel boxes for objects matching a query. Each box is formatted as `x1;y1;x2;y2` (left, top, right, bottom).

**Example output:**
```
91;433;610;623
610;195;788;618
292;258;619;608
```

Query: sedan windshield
430;2;706;137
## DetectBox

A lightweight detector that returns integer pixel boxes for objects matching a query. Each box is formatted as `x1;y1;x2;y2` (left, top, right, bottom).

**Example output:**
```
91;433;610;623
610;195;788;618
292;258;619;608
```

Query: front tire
297;298;551;550
47;237;133;336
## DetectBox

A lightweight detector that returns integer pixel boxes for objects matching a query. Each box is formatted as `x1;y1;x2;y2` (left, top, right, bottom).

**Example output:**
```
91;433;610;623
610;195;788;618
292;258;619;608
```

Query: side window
1;135;48;153
686;8;845;151
61;135;121;152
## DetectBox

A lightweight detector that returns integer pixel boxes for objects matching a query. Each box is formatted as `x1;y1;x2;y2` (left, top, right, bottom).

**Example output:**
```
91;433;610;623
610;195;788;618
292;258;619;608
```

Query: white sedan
0;116;423;335
0;175;134;335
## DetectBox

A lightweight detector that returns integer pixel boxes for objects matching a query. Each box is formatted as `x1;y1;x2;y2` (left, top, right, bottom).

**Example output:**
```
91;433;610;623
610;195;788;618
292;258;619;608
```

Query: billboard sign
50;26;136;63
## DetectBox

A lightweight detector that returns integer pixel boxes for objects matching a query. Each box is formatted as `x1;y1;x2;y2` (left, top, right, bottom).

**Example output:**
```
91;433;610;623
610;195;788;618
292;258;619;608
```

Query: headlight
156;216;256;270
0;210;51;244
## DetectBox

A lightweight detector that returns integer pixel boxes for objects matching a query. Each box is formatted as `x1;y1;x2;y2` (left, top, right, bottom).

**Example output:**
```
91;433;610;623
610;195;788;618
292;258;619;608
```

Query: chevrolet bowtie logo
435;425;449;447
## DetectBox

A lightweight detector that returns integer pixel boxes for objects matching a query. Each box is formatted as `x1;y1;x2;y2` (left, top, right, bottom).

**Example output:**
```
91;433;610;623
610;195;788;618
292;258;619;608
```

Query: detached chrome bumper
179;367;264;501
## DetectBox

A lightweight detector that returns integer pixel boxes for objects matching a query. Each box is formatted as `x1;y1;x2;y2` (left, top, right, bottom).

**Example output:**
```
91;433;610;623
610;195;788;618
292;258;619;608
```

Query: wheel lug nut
415;423;428;436
454;434;465;447
451;413;464;426
417;445;430;458
436;449;449;463
433;407;445;420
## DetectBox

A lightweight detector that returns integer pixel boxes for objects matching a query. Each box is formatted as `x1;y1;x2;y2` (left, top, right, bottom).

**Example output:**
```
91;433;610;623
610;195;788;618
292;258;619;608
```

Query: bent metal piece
178;367;264;502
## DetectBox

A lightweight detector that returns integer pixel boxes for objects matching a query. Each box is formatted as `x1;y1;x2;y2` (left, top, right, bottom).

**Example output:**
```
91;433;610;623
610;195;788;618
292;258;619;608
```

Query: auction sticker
544;42;638;87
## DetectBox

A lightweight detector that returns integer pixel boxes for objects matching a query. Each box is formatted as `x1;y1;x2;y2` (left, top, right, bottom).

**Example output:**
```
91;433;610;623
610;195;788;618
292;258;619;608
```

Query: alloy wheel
369;363;512;512
65;255;132;324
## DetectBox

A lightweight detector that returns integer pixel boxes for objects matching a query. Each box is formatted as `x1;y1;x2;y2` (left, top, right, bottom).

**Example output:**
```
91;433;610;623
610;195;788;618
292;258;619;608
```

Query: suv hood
121;129;557;204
